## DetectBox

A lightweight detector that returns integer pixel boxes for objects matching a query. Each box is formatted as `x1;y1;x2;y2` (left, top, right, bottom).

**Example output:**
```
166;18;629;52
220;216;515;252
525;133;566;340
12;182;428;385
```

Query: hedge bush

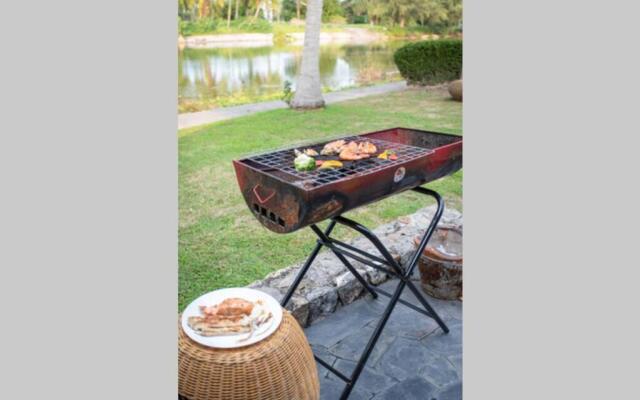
393;40;462;85
179;19;218;36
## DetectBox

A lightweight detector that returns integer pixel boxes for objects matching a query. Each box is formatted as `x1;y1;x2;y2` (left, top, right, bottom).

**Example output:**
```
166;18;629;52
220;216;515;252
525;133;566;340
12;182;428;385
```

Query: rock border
248;205;463;327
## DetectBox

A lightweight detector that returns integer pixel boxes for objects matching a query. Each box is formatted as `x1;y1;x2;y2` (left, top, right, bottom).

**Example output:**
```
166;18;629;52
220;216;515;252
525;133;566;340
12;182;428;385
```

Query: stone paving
248;203;463;399
305;278;462;400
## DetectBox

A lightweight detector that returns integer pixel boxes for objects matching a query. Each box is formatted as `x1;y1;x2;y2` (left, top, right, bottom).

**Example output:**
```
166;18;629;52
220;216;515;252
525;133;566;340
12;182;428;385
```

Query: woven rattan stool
179;310;320;400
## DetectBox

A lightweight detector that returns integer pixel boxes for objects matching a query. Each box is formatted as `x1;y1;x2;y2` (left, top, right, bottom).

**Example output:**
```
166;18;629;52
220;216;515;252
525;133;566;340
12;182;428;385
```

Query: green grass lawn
179;87;462;310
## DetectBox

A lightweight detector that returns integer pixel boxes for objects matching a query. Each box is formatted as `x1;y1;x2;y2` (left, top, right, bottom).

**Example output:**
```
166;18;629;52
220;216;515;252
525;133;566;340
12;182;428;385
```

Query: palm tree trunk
235;0;239;19
227;0;232;27
296;0;301;19
290;0;324;109
252;0;261;22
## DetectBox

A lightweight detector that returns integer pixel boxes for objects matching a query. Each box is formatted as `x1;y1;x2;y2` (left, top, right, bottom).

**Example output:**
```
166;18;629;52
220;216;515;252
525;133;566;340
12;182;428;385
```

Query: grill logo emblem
394;167;406;183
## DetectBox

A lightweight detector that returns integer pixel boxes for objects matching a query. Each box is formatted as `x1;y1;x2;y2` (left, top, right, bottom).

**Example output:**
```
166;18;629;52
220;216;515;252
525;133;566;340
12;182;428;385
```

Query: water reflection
178;42;406;103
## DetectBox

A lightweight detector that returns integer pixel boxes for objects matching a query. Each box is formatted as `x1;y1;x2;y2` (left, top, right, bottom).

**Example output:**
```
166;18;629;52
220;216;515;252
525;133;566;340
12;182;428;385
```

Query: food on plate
320;139;346;155
200;297;254;317
377;149;398;160
318;160;343;169
294;153;316;171
188;298;273;338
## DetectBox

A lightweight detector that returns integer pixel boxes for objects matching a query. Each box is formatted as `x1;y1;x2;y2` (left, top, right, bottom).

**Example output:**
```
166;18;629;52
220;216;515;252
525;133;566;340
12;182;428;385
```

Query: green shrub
272;27;289;46
328;15;347;24
281;81;294;105
393;40;462;85
322;0;343;22
180;19;217;36
229;17;272;33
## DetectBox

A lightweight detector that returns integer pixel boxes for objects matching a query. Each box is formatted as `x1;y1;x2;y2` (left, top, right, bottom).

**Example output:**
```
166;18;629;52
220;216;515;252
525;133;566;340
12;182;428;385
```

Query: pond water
178;41;407;105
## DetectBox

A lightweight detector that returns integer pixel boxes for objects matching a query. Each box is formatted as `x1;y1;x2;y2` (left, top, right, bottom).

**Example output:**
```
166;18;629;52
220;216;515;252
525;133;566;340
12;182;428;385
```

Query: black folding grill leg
280;186;451;399
281;220;337;307
404;281;449;333
339;278;409;400
400;186;450;332
310;224;378;299
337;187;449;399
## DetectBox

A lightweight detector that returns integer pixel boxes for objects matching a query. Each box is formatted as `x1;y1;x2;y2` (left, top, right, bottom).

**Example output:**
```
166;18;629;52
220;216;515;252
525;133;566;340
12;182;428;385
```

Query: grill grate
246;136;434;189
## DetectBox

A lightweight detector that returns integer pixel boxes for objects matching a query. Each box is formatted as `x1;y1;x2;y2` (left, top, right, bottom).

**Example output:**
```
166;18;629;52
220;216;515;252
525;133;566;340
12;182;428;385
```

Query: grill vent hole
254;204;285;227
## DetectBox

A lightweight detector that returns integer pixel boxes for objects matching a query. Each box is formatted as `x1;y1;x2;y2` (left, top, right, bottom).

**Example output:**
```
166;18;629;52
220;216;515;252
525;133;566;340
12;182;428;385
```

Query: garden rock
286;295;311;327
448;80;462;102
247;205;463;327
335;271;364;305
306;286;339;322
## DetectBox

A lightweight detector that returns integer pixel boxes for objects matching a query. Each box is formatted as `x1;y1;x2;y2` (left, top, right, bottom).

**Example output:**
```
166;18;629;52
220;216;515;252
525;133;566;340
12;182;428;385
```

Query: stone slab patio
248;203;463;399
306;278;462;400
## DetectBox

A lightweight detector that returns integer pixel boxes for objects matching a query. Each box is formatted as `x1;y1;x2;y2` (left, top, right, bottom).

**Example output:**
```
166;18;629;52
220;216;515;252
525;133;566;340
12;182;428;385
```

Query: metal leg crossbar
281;187;450;400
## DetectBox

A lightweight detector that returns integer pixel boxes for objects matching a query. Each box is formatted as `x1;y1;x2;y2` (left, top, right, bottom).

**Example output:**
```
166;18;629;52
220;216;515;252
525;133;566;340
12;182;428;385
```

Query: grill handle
252;184;276;204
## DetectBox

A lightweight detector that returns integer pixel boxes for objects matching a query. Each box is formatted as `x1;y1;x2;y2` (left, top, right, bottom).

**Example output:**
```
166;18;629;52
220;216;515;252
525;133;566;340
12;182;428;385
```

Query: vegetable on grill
294;153;316;171
378;150;398;160
318;160;343;169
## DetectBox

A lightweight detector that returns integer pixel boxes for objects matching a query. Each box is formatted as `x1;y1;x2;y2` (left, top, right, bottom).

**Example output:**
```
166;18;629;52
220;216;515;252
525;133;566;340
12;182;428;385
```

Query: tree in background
341;0;462;32
281;0;305;21
322;0;343;22
198;0;211;18
290;0;325;109
179;0;462;34
413;0;448;27
179;0;197;20
387;0;413;27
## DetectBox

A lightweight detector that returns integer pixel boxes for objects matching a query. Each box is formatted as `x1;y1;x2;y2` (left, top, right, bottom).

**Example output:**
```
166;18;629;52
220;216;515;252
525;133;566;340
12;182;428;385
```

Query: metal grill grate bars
246;136;433;188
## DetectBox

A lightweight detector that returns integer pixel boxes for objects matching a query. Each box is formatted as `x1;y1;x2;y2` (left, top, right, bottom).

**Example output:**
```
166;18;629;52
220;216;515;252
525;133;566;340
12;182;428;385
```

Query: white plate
181;288;283;349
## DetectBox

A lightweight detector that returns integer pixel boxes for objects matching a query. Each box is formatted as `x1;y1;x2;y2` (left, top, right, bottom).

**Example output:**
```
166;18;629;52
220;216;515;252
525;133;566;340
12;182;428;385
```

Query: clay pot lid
414;226;463;263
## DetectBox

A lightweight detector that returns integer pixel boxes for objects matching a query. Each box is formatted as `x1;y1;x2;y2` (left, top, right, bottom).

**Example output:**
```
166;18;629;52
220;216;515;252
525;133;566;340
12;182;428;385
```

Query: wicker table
179;311;320;400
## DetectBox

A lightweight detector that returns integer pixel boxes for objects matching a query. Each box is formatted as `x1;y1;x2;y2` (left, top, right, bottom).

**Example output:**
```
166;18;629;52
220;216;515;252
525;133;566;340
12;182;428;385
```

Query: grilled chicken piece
304;148;319;157
188;315;252;337
358;141;377;154
321;140;346;155
200;298;254;317
339;148;370;161
339;141;375;161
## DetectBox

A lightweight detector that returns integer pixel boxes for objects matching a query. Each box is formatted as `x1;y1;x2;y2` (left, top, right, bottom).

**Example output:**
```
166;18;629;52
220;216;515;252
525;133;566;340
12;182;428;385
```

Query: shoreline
179;28;439;49
178;81;409;130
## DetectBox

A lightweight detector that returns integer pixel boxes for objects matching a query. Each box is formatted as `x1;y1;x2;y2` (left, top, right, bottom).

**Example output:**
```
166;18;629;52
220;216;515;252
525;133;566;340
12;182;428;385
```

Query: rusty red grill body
233;127;462;233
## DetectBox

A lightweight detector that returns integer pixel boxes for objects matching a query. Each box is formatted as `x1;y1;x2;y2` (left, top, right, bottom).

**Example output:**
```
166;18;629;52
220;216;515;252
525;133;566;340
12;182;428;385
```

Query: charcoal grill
232;127;462;400
233;127;462;233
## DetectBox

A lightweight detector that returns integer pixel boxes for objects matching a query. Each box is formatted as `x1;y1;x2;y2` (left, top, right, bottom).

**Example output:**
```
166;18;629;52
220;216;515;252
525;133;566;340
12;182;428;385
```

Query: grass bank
180;20;356;37
178;76;403;113
179;87;462;310
180;19;457;38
